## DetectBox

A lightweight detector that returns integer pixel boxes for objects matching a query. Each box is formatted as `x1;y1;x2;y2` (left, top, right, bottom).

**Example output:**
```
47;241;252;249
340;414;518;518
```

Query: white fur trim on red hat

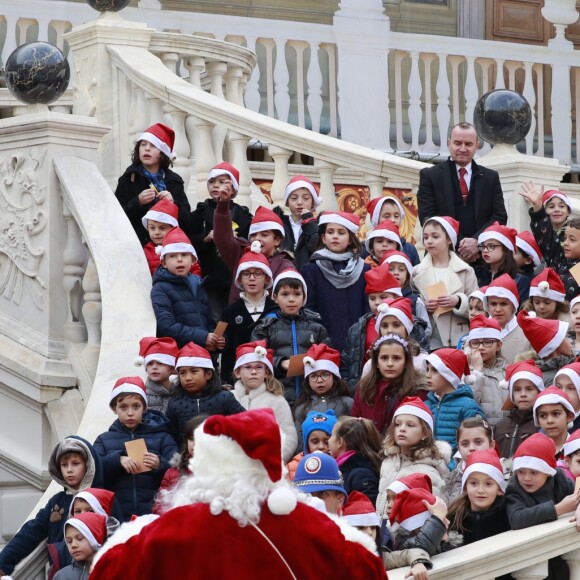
284;176;320;207
303;357;340;378
386;480;409;494
542;190;572;211
141;209;178;229
516;235;542;269
272;270;307;304
319;212;360;234
343;512;381;528
478;230;514;252
512;455;556;476
537;320;569;358
139;124;174;159
381;251;413;277
571;296;580;311
461;462;506;493
160;242;197;259
207;162;240;192
424;216;458;247
426;353;461;389
468;327;501;342
65;519;102;551
398;510;430;532
555;368;580;395
375;300;413;335
394;403;433;432
110;383;147;406
234;346;274;374
509;371;544;401
533;391;575;426
176;356;214;370
484;286;519;311
563;433;580;457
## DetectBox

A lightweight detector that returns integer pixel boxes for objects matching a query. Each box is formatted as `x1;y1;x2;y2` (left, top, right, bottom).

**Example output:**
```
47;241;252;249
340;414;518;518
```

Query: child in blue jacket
93;377;177;522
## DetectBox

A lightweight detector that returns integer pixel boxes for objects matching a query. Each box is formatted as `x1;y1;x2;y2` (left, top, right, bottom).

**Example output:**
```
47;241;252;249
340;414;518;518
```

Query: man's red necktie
459;167;468;202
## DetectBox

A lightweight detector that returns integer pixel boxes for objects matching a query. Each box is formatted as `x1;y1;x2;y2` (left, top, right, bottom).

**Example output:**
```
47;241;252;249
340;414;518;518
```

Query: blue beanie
294;452;347;498
301;410;337;454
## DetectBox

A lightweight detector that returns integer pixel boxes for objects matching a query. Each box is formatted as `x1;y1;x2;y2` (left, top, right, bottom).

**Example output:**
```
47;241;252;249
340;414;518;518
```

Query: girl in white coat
233;341;298;462
413;216;478;349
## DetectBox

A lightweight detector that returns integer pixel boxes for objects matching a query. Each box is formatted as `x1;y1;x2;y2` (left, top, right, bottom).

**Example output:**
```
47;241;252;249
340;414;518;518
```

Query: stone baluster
146;95;165;128
239;72;249;107
62;202;88;344
273;38;290;122
393;51;406;150
127;83;140;144
506;61;520;90
134;88;148;138
365;174;386;203
292;42;307;128
167;106;191;191
522;61;536;155
244;37;262;113
307;41;323;133
184;56;205;89
268;145;292;206
494;58;506;88
228;131;253;209
81;254;101;374
206;61;228;160
421;53;435;151
407;51;423;152
324;43;339;138
1;15;18;68
511;561;548;580
463;55;478;124
316;160;339;212
225;65;244;106
436;52;451;155
534;64;545;157
51;21;70;52
191;116;217;200
261;39;276;118
562;548;580;578
36;19;50;42
448;56;462;125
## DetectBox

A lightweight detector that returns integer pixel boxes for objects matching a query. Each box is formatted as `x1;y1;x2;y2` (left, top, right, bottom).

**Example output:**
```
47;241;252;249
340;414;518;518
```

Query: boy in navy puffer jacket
93;377;177;522
151;226;221;350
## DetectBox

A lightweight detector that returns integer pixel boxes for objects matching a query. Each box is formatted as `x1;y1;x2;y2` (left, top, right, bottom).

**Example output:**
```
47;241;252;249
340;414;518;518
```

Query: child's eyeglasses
469;339;497;348
241;271;265;279
308;372;332;382
477;243;500;252
240;364;266;373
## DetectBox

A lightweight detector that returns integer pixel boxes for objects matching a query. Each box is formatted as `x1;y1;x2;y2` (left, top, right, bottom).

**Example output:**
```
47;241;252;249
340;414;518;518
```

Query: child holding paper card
413;216;478;349
93;377;178;522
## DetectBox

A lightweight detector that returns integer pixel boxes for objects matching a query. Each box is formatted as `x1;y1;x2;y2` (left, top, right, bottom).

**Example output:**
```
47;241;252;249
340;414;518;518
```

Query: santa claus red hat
469;286;488;308
65;512;107;552
389;488;436;531
517;310;569;358
516;231;543;269
141;198;179;229
513;433;557;475
249;206;285;237
319;211;360;234
234;241;273;289
467;314;501;342
234;341;274;374
69;488;115;519
375;297;414;335
110;376;147;409
503;360;544;402
365;220;402;253
424;216;460;248
387;473;433;495
139;123;175;159
157;227;197;260
207;161;240;193
571;296;580;311
364;266;402;296
529;268;566;303
426;348;471;389
135;337;178;368
367;196;405;227
542;189;572;212
273;269;307;303
303;344;341;378
484;274;520;311
342;491;380;528
478;222;517;252
461;449;506;492
532;385;575;426
175;342;214;370
380;249;414;278
563;429;580;457
284;175;320;208
394;396;434;432
555;362;580;399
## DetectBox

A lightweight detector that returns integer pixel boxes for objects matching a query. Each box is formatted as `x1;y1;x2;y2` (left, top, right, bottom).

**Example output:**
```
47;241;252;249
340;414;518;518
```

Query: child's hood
49;435;103;492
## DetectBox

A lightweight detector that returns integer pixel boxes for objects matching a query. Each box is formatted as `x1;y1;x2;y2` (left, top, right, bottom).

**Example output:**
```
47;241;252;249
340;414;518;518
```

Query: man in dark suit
417;122;507;262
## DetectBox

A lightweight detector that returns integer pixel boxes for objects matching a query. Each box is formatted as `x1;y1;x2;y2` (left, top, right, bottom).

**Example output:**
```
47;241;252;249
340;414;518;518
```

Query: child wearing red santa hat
514;230;543;284
532;386;575;457
559;430;580;482
114;123;191;246
522;267;569;321
554;362;580;433
364;220;402;268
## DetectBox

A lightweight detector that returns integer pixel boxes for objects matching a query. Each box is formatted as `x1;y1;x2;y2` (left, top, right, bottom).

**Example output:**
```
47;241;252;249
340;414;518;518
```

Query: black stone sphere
473;89;532;145
5;42;70;105
86;0;131;11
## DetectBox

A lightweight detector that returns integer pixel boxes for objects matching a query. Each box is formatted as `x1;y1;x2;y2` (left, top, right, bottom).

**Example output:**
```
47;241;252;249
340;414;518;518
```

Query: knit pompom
267;487;297;515
538;281;549;292
155;245;163;256
250;240;262;253
499;379;509;389
464;372;477;385
169;374;179;385
377;303;389;314
134;355;145;367
303;356;315;368
527;311;537;318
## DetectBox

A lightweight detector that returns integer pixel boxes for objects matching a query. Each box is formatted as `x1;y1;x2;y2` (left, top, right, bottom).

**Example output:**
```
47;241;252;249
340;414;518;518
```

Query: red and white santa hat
393;396;434;432
175;342;214;370
234;340;274;374
461;449;506;492
389;488;436;531
512;433;557;476
529;268;566;303
139;123;175;159
135;336;178;368
516;231;543;269
342;491;380;528
563;429;580;457
272;269;307;303
249;206;285;237
193;408;297;515
380;249;414;279
319;211;360;234
65;512;107;552
478;222;517;252
467;314;501;342
375;297;414;335
468;286;488;307
424;216;460;248
68;488;115;519
542;189;572;212
484;274;520;312
234;241;273;289
364;266;402;297
555;362;580;399
426;348;471;390
207;161;240;193
157;227;197;260
365;220;402;253
532;385;575;426
284;175;321;208
387;473;433;495
503;360;544;402
367;196;405;227
110;376;147;409
517;310;569;358
141;198;179;229
571;295;580;311
303;343;341;378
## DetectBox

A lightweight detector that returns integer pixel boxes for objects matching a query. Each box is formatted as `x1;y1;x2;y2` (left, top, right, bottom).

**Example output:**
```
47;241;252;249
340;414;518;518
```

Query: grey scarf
311;248;365;289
